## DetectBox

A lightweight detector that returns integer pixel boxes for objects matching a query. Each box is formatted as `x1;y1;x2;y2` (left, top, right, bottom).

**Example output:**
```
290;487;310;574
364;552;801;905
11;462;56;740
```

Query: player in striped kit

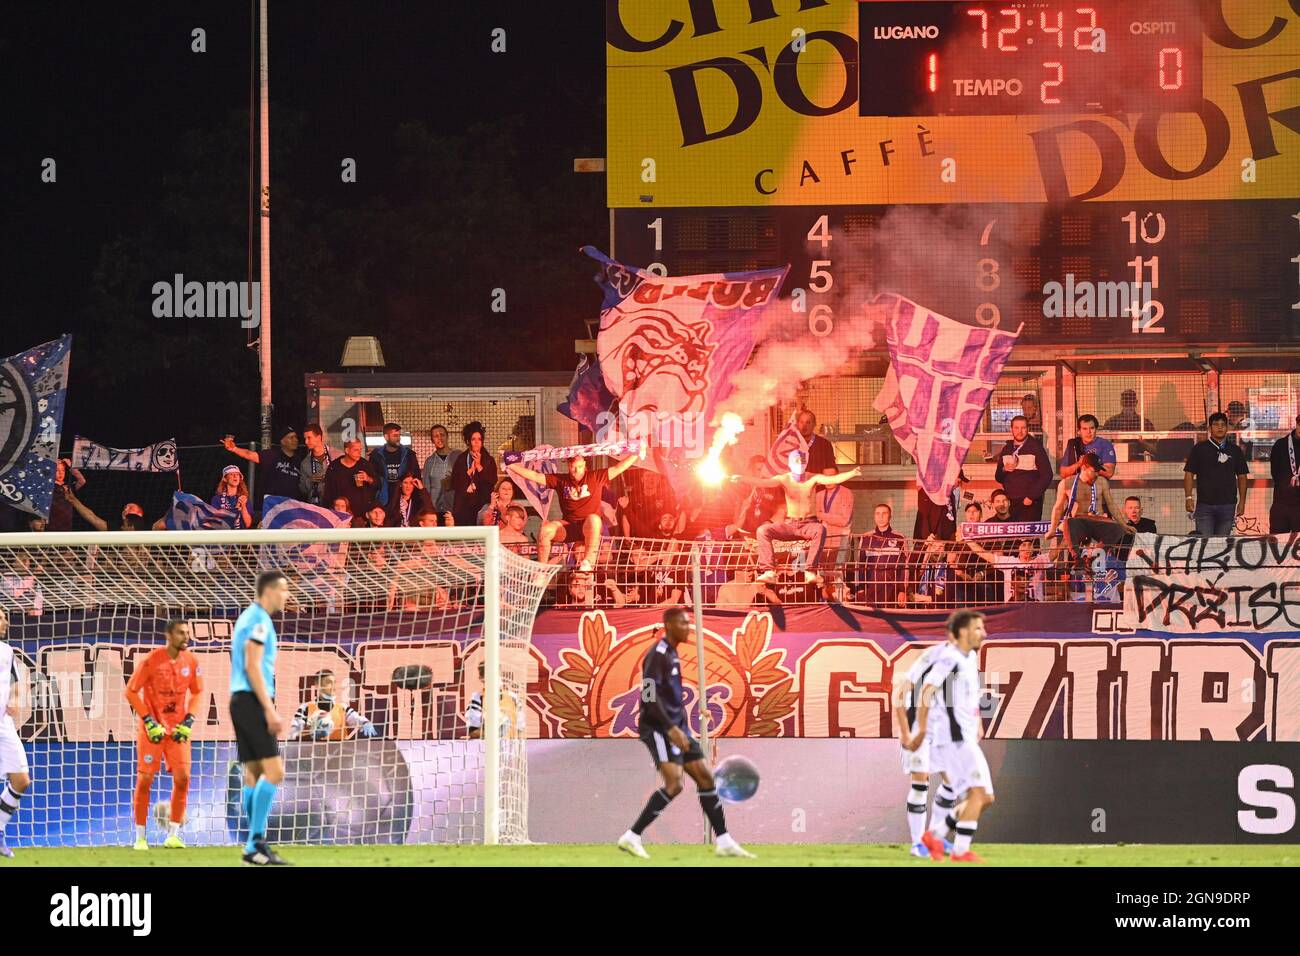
0;607;30;858
464;660;526;739
893;639;957;858
905;609;995;863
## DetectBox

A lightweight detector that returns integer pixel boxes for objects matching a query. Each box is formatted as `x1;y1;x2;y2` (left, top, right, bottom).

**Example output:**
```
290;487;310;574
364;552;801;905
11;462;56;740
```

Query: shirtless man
1043;452;1136;553
734;450;860;584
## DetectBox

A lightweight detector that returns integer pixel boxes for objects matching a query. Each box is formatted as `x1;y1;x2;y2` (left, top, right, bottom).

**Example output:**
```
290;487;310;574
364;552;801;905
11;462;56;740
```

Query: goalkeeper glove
359;722;379;739
143;715;165;744
172;714;195;743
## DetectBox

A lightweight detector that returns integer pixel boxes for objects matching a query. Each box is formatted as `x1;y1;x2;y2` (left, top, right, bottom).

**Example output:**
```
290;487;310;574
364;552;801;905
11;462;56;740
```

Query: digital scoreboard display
859;1;1203;115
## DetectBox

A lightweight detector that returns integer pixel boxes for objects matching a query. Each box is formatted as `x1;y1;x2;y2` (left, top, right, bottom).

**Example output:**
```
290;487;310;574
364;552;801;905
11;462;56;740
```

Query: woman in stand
212;465;253;529
451;421;496;528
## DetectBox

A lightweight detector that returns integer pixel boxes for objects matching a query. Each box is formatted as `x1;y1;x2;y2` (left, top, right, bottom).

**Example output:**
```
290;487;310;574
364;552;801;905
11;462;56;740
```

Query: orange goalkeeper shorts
137;731;191;775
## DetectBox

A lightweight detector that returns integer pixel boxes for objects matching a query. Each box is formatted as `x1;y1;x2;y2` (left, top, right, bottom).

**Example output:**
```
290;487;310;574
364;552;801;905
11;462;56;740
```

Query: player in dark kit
617;607;755;859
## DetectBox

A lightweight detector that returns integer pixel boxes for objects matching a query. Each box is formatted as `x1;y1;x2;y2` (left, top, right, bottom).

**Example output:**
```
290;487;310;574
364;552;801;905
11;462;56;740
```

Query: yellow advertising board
606;0;1300;206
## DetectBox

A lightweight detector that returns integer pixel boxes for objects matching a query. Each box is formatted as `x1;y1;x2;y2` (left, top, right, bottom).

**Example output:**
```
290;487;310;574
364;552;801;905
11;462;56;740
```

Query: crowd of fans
6;404;1298;611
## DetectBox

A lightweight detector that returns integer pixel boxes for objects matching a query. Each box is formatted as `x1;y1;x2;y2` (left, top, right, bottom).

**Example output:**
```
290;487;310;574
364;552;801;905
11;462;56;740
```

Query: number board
614;202;1300;346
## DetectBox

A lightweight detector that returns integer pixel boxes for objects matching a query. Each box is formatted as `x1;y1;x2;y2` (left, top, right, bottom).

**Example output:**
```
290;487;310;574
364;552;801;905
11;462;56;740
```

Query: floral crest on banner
540;610;796;738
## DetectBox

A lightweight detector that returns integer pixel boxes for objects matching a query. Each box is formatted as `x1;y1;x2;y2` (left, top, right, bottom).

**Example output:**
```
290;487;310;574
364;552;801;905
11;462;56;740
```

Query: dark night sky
2;1;607;445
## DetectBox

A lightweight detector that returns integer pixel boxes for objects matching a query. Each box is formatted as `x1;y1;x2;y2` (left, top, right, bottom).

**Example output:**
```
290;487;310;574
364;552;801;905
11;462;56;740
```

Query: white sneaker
714;834;757;859
802;570;822;585
617;832;651;859
755;570;778;584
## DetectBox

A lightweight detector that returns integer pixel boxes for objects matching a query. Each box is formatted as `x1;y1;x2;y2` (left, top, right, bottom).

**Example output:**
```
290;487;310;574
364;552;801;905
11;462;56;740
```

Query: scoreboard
605;0;1300;348
859;1;1203;115
613;201;1299;346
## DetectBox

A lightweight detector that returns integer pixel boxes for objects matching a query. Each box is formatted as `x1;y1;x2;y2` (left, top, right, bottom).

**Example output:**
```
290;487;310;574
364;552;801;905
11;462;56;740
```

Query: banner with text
72;436;179;472
1123;532;1300;634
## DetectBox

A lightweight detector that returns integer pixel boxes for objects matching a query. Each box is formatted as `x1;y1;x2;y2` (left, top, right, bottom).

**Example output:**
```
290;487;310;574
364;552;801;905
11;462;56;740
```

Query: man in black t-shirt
508;449;642;568
322;438;379;518
1116;495;1158;560
1184;412;1248;537
796;410;838;476
221;426;304;516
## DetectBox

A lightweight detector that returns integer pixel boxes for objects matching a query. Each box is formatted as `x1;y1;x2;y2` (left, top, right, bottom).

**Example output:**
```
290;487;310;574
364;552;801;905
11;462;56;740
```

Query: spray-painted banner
71;436;179;472
607;0;1300;206
530;604;1299;742
9;603;1298;748
1123;533;1300;634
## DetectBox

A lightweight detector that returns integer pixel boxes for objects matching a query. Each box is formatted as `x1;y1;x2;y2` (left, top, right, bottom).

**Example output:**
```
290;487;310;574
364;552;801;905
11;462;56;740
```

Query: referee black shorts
640;725;704;769
230;691;280;762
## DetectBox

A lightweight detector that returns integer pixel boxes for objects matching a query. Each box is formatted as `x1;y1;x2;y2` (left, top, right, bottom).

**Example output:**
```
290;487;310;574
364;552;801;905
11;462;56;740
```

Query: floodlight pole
256;0;274;449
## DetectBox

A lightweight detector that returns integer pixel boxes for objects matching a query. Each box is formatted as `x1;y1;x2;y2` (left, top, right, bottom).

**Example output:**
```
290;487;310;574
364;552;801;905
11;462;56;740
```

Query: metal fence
512;529;1138;609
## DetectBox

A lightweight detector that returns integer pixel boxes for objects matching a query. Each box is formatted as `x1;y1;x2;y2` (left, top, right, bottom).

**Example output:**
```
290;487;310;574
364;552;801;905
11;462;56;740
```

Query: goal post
0;525;557;848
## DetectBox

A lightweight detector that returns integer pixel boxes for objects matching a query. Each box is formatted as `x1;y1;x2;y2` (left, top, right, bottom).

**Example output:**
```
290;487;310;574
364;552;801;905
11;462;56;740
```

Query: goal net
0;526;557;848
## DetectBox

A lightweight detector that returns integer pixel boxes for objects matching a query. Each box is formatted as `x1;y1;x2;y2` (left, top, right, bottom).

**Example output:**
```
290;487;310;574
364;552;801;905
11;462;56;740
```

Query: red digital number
967;8;989;48
997;8;1021;51
1039;11;1064;47
1041;62;1063;104
1073;7;1097;50
1158;47;1183;90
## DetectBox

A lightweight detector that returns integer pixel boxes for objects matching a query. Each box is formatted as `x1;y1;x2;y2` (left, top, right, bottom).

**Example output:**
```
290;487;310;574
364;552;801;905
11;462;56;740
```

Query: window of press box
1218;372;1300;461
1073;373;1207;464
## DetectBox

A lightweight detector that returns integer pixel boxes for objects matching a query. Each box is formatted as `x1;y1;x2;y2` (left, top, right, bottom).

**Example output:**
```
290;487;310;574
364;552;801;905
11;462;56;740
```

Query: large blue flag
165;491;238;530
557;354;615;433
0;335;72;519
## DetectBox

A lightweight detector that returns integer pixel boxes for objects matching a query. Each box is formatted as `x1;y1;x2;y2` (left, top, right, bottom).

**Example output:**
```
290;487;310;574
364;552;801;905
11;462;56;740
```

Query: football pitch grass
4;844;1295;867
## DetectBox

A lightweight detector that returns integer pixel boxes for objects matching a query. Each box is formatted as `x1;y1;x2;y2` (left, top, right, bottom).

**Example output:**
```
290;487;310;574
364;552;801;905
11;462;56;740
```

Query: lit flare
696;413;745;486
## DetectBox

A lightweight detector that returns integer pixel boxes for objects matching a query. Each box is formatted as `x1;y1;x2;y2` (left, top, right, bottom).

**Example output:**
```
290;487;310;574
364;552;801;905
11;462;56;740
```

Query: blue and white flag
0;335;72;519
259;496;352;596
765;415;808;476
873;294;1022;506
503;448;561;520
582;246;788;494
165;491;237;530
261;495;351;531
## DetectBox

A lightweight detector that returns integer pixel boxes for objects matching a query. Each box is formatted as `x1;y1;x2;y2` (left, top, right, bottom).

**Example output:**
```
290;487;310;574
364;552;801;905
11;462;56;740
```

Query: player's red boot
949;850;984;863
919;831;946;861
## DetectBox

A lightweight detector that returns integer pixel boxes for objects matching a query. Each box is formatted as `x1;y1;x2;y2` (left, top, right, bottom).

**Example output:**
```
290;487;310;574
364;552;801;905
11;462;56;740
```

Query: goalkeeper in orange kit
122;619;203;850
